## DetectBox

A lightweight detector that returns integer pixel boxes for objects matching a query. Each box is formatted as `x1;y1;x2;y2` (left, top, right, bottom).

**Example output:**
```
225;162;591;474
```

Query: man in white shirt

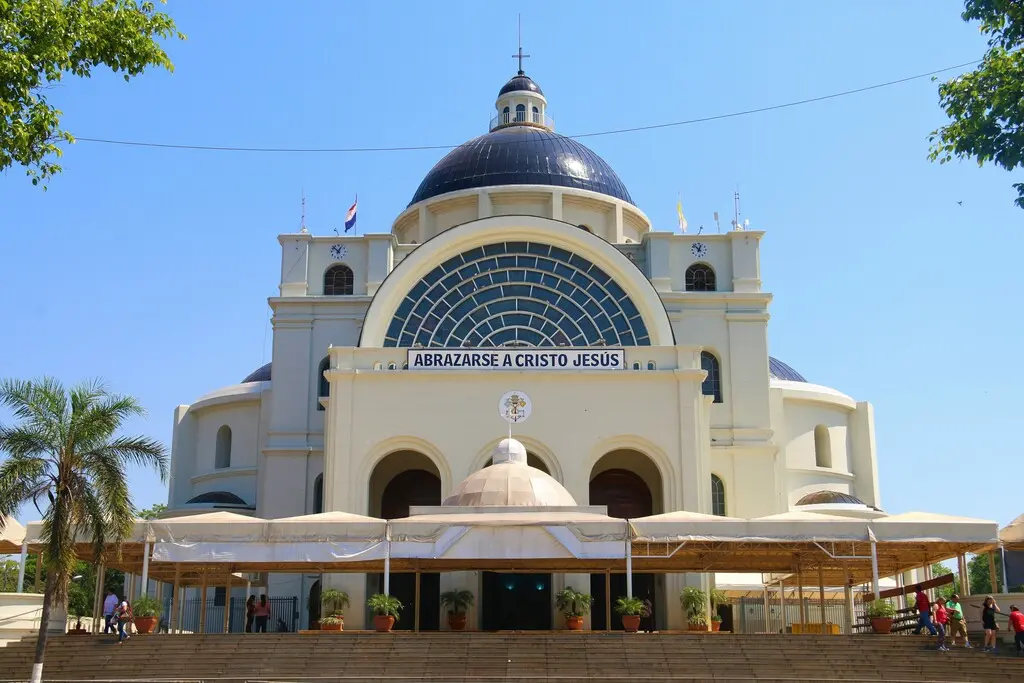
102;590;118;634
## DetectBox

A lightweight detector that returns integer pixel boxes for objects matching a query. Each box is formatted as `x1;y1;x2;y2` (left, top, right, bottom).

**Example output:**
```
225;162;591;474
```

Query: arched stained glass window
383;241;651;348
324;264;353;295
701;351;722;403
316;356;330;411
711;474;726;516
685;264;716;292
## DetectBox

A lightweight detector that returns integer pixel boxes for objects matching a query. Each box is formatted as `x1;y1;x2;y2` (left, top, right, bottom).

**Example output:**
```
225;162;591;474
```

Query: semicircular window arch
384;241;651;348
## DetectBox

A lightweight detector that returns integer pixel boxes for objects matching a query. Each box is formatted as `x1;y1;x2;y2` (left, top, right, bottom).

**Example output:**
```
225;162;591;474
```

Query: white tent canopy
869;511;999;545
150;511;388;564
390;507;627;561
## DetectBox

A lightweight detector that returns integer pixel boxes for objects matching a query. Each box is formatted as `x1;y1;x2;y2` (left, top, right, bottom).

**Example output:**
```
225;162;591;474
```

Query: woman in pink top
252;595;271;633
934;598;950;651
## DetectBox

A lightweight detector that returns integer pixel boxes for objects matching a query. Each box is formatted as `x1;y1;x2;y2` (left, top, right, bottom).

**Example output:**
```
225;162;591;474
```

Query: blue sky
1;1;1020;528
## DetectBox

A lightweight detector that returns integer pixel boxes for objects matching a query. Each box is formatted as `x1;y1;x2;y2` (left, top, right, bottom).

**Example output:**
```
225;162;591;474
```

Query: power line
74;59;979;154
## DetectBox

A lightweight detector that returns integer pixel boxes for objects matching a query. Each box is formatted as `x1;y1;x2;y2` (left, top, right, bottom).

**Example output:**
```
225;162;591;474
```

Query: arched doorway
369;451;442;630
589;450;664;631
308;579;321;627
480;451;553;630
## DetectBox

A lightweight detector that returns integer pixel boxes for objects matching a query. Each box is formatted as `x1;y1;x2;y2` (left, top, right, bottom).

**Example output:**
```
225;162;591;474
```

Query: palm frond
81;436;168;482
0;455;49;523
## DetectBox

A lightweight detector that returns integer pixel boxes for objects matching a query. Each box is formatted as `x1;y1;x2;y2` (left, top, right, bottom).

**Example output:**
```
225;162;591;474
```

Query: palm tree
0;378;167;683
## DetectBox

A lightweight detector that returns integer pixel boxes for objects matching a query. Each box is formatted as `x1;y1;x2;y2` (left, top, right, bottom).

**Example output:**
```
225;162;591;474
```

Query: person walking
945;594;971;648
244;595;256;633
252;595;270;633
934;597;950;651
913;585;937;636
973;596;1001;652
115;601;133;645
102;589;118;634
1008;605;1024;656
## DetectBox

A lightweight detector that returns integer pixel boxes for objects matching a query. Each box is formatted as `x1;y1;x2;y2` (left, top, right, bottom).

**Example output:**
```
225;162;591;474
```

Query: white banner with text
406;348;626;371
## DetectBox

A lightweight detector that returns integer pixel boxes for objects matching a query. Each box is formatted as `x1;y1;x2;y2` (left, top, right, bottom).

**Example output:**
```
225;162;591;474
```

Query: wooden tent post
199;571;208;633
817;564;827;634
604;570;611;632
95;562;106;633
414;572;421;632
223;574;232;633
170;565;180;634
988;551;998;594
778;580;785;632
796;563;806;627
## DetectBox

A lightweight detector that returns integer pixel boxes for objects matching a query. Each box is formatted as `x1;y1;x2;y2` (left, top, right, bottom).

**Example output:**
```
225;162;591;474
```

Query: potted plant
614;596;647;633
318;588;350;631
132;595;162;635
709;588;728;632
680;586;708;631
367;593;402;632
68;605;89;635
554;586;593;631
440;589;474;631
867;600;895;634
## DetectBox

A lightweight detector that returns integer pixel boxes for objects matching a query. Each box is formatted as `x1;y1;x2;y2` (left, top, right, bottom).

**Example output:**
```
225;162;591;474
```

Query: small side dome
185;491;249;506
769;357;807;382
443;438;576;507
242;363;272;383
795;490;865;507
499;73;543;96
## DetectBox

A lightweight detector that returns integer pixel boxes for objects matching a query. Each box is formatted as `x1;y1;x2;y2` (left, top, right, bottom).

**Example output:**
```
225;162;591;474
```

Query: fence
160;596;298;634
734;597;864;634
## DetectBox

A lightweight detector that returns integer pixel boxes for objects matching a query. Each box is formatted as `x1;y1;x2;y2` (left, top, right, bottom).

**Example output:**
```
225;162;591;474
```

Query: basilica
166;64;882;631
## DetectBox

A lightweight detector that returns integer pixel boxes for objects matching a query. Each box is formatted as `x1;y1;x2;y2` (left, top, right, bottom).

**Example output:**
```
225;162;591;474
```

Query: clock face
330;244;348;260
691;242;708;259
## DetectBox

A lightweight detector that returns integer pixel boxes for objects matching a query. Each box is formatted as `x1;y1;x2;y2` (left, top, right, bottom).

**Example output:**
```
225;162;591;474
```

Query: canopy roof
11;508;998;589
999;513;1024;550
0;517;26;554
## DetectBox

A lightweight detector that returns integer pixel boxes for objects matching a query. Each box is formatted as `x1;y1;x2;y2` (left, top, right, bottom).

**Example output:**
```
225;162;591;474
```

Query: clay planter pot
870;617;893;634
710;621;722;632
687;623;705;632
565;616;584;631
448;613;468;631
68;627;88;635
133;616;159;635
621;615;641;633
320;621;343;632
374;615;396;632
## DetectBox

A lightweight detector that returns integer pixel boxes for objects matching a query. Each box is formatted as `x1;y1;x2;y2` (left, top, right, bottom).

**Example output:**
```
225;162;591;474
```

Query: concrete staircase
0;632;1022;683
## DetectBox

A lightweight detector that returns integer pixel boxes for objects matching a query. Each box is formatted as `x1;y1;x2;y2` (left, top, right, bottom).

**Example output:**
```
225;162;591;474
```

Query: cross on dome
512;14;530;75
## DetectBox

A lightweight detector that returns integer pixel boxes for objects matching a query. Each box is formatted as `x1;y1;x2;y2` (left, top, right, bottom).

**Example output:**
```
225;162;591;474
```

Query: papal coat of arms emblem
498;390;532;424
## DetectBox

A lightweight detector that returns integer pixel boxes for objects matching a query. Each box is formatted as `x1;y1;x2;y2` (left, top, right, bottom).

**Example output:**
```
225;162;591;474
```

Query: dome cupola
442;438;578;507
491;42;551;132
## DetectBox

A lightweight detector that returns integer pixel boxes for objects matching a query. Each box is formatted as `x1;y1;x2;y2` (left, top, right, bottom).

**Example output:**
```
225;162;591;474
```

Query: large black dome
409;127;634;207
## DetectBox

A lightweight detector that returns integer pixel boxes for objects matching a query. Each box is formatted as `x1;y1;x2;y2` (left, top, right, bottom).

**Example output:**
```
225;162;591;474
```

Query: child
1009;605;1024;656
934;597;950;651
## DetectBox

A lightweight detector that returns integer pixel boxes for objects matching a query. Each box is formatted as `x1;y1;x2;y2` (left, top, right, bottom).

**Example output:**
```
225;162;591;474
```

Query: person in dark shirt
972;596;1001;652
912;585;937;636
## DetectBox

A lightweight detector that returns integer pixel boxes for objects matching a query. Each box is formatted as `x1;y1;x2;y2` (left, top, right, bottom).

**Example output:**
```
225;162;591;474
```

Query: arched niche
588;449;665;632
367;450;441;630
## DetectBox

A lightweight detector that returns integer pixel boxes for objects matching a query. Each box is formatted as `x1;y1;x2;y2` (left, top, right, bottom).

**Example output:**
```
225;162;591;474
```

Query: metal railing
489;111;554;131
735;597;862;634
160;596;298;633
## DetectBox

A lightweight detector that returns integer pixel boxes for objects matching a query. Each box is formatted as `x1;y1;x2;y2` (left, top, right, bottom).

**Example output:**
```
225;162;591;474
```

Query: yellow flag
677;196;687;233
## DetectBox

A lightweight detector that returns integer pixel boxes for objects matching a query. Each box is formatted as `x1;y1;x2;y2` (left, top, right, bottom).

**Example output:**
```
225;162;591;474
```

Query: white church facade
166;66;882;631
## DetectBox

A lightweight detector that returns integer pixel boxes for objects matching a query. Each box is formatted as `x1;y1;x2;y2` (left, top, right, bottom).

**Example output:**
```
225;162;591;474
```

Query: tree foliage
0;0;183;186
930;1;1024;208
0;377;166;681
137;502;166;519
